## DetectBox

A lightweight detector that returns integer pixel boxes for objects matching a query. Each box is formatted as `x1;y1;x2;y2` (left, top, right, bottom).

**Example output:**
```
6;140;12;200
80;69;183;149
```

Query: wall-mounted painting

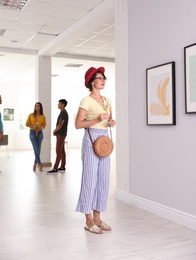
146;62;176;125
184;43;196;113
3;108;14;121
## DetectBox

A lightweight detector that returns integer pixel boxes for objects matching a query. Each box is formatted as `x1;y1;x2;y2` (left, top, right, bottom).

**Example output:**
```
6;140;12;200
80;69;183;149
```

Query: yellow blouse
26;113;46;131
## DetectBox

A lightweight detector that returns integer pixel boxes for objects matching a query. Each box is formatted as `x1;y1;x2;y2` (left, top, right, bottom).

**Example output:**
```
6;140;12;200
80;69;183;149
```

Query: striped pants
76;128;110;214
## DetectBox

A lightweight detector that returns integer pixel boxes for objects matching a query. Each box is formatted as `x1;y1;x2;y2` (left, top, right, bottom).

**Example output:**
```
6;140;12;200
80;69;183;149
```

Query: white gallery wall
0;58;115;151
115;0;196;230
0;81;35;150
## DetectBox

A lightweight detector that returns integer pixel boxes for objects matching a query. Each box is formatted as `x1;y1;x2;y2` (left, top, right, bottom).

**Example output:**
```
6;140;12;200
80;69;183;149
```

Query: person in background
0;95;4;174
26;102;46;172
75;67;116;234
0;95;4;144
47;99;69;174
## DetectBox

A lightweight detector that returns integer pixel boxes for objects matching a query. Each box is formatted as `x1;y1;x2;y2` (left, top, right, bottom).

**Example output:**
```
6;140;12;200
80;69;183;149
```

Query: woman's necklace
91;95;108;112
90;94;104;105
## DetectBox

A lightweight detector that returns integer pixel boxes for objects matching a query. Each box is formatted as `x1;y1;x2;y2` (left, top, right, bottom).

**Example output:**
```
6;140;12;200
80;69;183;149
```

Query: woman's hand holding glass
108;119;116;127
98;113;109;122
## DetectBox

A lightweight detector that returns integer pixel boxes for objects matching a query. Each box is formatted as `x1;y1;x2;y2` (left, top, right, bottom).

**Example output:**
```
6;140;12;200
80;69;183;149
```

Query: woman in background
26;102;46;172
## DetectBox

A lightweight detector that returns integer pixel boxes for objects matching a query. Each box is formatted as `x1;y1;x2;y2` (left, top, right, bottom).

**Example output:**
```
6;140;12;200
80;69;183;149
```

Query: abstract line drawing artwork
150;76;170;116
146;62;176;125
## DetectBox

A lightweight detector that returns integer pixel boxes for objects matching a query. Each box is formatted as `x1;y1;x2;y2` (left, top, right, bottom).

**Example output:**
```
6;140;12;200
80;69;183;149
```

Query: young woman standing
75;67;116;234
26;102;46;172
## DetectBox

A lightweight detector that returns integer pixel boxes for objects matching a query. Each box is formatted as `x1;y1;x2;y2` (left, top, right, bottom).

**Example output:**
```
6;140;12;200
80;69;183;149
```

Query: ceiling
0;0;115;83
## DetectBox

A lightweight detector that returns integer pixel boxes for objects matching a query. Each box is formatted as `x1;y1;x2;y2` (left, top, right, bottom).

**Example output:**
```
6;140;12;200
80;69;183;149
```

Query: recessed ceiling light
0;0;28;10
10;40;18;44
64;63;83;68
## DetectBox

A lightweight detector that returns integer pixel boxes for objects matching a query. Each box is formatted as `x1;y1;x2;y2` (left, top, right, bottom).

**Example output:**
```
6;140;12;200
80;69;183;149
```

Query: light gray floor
0;149;196;260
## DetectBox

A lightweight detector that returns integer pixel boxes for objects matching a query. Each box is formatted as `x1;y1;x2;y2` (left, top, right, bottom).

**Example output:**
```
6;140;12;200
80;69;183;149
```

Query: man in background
47;99;69;174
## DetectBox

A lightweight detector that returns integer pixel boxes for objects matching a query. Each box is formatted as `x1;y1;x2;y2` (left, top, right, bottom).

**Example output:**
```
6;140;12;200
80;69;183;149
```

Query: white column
115;0;129;193
35;56;52;166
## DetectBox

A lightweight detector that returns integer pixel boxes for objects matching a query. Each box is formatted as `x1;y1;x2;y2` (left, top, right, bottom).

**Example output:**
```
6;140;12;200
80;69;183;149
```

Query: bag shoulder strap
87;127;113;144
87;128;94;146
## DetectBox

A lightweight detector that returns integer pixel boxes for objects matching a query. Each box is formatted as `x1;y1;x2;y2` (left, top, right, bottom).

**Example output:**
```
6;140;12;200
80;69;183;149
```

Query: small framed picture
184;43;196;113
146;62;176;125
3;108;14;121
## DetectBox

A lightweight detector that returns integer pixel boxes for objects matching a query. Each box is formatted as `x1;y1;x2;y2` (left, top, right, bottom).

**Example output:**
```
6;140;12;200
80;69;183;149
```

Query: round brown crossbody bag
87;128;114;158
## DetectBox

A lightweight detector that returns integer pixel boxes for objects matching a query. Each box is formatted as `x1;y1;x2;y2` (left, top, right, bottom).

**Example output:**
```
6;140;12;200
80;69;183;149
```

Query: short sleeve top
26;113;46;130
55;109;69;135
0;112;3;132
79;96;111;129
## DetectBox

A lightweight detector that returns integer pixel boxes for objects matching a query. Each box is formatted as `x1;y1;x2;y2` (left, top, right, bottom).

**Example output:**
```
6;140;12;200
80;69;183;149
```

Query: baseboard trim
114;189;196;231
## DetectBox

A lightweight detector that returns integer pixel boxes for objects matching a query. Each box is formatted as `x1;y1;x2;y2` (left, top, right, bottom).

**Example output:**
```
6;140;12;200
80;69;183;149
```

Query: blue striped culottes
76;128;110;214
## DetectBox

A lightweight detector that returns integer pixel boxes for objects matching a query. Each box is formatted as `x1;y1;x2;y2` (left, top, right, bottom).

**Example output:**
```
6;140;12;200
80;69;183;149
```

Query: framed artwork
3;108;14;121
146;61;176;125
184;43;196;113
